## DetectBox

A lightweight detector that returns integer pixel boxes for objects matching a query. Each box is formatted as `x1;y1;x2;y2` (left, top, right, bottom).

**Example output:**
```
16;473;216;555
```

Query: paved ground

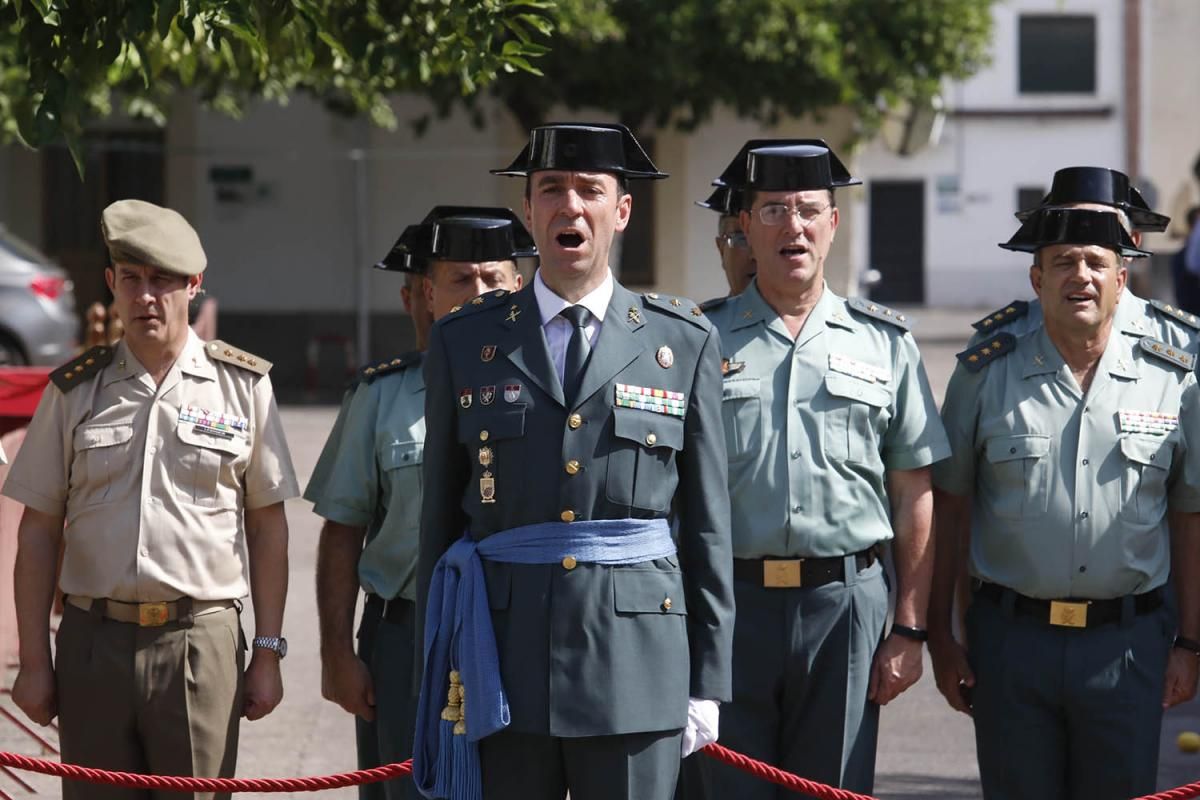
1;304;1199;798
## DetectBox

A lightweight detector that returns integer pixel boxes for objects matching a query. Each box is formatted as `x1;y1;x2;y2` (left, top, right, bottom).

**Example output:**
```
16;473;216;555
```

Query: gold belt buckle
138;602;170;627
1048;600;1089;628
763;560;803;588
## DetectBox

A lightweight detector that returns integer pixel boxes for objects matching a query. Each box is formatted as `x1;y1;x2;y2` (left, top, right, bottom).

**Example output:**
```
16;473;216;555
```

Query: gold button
568;413;583;430
645;432;657;446
565;460;581;475
662;597;672;611
562;555;577;570
480;430;490;442
560;510;576;523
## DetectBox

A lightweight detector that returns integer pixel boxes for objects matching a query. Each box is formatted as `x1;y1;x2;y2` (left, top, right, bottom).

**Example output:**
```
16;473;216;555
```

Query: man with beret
696;185;755;297
968;166;1198;354
2;199;297;799
699;140;948;797
308;207;528;800
414;123;734;800
931;207;1200;799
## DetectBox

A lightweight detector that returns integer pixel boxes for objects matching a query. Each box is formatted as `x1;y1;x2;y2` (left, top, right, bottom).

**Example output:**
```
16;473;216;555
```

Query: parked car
0;225;78;366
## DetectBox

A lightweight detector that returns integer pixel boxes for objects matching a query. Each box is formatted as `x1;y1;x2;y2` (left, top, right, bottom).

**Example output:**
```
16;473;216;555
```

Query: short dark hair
525;173;629;201
742;187;836;212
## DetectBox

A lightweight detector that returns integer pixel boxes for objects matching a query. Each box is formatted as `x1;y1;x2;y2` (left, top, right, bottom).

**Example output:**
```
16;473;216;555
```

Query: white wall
859;0;1126;307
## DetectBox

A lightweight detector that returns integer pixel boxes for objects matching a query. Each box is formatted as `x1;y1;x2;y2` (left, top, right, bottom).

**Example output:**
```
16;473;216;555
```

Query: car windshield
0;225;51;265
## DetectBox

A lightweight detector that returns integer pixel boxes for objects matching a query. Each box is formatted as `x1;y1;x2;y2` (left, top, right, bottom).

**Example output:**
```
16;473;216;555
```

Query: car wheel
0;334;28;366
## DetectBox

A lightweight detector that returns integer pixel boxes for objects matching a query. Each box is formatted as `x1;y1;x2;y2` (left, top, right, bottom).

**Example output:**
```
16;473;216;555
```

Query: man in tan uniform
2;199;298;800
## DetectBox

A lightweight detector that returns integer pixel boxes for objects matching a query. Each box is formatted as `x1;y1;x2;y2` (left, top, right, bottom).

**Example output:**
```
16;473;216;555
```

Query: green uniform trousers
968;589;1172;800
55;602;243;800
355;597;420;800
704;559;888;798
479;727;683;800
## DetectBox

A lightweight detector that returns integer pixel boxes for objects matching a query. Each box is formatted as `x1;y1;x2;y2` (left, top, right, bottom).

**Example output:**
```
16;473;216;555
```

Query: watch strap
891;624;929;642
1174;635;1200;656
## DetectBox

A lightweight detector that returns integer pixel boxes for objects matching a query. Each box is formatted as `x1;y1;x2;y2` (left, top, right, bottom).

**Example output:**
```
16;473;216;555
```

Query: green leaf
157;0;181;39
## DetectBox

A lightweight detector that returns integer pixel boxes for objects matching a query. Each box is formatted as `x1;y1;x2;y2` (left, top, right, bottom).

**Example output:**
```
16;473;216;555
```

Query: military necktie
560;304;592;406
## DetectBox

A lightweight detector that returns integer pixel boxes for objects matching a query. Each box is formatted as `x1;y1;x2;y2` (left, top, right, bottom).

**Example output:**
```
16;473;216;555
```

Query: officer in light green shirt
931;207;1200;800
700;141;949;797
308;208;529;800
968;166;1199;354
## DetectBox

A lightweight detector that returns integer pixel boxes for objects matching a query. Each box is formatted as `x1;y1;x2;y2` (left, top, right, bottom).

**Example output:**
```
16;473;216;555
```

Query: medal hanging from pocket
479;446;496;504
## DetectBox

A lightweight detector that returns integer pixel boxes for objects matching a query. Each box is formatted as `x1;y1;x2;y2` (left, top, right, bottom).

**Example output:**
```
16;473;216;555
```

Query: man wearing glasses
696;185;755;296
700;142;949;796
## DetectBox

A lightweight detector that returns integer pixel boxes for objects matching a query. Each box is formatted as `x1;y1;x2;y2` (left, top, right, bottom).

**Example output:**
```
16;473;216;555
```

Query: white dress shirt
534;268;613;384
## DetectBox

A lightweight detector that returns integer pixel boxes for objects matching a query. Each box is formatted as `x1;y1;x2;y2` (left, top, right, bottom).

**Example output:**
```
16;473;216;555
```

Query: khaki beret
101;199;207;277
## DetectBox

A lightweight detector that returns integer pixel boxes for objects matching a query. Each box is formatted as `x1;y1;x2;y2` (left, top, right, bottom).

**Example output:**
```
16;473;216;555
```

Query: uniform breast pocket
823;373;891;464
175;425;246;507
72;423;135;505
982;434;1052;519
722;378;761;462
1119;435;1173;525
458;408;525;507
380;439;424;502
606;407;685;513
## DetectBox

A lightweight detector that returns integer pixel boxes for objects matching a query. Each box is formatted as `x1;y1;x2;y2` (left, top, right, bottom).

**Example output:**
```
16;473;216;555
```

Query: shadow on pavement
875;772;982;799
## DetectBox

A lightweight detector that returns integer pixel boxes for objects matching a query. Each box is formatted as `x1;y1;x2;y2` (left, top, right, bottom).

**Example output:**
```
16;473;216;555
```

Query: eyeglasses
718;231;749;249
756;203;831;227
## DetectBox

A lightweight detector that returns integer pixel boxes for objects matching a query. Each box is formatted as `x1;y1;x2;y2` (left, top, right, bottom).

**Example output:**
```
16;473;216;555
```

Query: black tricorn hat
695;186;745;216
374;206;535;273
1000;207;1151;258
492;123;667;179
713;138;861;190
1015;166;1169;233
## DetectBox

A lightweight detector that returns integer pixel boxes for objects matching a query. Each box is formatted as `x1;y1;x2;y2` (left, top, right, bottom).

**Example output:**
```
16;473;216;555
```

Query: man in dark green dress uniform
415;123;734;800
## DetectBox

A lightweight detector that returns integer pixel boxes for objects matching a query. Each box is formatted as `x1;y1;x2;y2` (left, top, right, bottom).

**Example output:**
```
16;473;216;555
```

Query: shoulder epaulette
846;297;911;330
360;350;424;384
1149;299;1200;330
972;300;1029;332
642;292;711;329
1140;336;1195;371
699;296;729;312
441;289;513;324
205;340;271;375
956;333;1016;373
50;345;114;391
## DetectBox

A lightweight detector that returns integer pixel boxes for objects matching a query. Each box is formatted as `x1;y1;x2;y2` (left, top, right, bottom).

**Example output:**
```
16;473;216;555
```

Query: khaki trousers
55;602;244;800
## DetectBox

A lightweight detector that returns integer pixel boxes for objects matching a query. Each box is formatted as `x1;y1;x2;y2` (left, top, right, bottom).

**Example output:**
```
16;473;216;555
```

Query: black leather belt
364;594;413;624
733;549;876;589
973;581;1163;629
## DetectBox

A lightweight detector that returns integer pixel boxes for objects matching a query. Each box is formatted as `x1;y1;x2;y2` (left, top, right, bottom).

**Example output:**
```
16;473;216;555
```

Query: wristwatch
252;635;288;659
1173;635;1200;656
890;624;929;643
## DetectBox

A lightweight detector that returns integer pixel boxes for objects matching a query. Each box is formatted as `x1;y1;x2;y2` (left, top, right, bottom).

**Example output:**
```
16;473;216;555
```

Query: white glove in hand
680;698;720;757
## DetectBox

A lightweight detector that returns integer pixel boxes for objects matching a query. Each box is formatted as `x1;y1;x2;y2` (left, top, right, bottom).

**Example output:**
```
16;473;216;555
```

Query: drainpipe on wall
1124;0;1141;180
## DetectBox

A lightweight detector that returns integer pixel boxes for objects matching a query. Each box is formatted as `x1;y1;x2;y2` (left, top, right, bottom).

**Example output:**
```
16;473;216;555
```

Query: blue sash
413;518;675;800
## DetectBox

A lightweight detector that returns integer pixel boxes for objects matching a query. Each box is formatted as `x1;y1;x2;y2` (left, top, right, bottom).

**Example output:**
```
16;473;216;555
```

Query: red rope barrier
1135;781;1200;800
0;743;1193;799
0;750;411;792
700;744;877;800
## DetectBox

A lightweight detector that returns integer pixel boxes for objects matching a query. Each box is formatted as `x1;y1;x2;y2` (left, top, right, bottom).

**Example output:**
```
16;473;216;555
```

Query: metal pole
351;148;371;364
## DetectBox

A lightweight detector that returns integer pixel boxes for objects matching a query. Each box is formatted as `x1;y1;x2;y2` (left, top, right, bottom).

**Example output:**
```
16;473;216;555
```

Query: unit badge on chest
480;385;496;406
504;384;521;403
459;389;473;409
656;345;674;369
481;345;496;363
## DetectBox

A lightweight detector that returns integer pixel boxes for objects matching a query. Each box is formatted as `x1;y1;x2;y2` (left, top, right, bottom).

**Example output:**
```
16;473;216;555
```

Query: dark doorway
42;131;166;314
868;180;925;304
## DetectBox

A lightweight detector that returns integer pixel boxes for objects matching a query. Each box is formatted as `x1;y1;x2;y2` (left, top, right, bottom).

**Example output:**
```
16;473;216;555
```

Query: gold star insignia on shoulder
956;333;1016;373
1140;336;1195;371
472;297;484;305
670;298;681;307
450;305;462;313
691;307;702;316
206;340;271;375
1150;298;1200;330
971;300;1029;332
847;297;911;331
